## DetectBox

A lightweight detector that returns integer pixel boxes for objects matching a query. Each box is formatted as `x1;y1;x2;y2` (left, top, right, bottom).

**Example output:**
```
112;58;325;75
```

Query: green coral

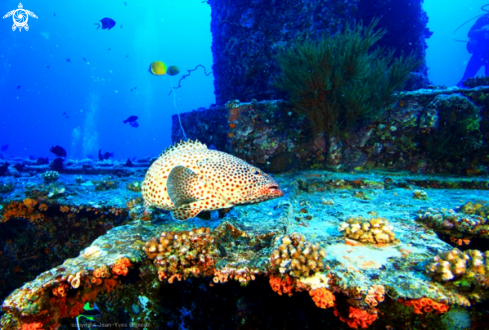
273;19;418;138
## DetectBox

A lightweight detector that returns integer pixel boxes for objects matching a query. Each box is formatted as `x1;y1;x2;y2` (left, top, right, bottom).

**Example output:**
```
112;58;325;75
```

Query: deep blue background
0;0;487;159
0;0;214;159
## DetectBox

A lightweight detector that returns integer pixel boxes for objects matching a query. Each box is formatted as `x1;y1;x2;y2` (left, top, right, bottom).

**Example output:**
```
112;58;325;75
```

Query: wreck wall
209;0;431;105
172;87;489;175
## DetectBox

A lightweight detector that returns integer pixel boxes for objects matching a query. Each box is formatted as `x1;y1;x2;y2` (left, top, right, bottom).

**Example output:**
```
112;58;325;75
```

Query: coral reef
309;287;335;309
270;233;327;278
399;297;450;314
417;206;489;240
144;227;219;281
338;217;399;244
419;93;483;159
334;306;378;329
94;178;119;191
41;171;59;183
426;248;488;284
126;181;141;192
178;86;489;174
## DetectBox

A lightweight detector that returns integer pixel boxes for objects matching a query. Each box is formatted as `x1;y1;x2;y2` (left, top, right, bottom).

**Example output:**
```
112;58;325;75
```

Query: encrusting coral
270;233;326;278
338;217;398;244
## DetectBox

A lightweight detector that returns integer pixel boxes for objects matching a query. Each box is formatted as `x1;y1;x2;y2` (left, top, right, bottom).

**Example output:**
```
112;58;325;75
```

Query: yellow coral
270;233;326;278
338;217;399;244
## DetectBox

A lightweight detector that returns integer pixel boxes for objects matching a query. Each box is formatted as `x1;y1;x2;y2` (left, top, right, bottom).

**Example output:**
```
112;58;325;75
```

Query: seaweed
273;19;419;139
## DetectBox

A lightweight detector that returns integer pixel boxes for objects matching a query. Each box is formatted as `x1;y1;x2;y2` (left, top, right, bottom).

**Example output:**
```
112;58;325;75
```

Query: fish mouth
268;184;284;196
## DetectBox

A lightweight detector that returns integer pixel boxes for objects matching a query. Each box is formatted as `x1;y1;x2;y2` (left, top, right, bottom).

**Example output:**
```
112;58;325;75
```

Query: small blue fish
95;18;116;30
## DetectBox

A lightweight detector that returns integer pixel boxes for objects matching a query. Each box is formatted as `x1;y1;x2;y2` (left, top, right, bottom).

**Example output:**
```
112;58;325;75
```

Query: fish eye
251;168;261;175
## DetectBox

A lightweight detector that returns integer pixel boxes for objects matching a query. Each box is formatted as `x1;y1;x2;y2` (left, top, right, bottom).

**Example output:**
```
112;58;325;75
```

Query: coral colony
2;0;489;329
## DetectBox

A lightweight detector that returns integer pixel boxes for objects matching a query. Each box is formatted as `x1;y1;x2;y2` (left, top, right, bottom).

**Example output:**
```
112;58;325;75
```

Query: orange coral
269;275;295;296
60;205;70;213
104;278;119;293
399;298;449;314
21;322;43;330
1;201;46;223
112;257;131;276
310;287;335;309
334;306;378;329
24;198;38;209
39;204;49;211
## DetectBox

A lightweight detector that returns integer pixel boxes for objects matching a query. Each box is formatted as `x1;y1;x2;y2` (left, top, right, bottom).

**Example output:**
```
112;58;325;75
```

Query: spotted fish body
142;140;284;220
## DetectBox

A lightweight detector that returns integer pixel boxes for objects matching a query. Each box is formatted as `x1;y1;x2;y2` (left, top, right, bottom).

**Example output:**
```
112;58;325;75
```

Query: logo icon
3;3;37;32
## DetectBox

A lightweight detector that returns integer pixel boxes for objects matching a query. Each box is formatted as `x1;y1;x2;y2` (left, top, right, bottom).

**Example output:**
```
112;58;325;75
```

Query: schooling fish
95;18;116;30
50;145;66;157
141;140;284;220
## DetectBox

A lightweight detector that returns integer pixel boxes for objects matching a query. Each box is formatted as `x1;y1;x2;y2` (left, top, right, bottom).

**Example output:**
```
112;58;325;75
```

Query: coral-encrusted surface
173;86;489;175
2;169;489;329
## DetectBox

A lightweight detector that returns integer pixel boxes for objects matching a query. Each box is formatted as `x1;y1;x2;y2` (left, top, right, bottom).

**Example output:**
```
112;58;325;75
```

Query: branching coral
270;233;326;278
398;297;449;314
338;217;398;244
144;227;219;282
273;19;418;139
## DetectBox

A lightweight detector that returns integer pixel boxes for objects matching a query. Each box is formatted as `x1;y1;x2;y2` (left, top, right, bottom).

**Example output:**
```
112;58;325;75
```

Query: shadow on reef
59;277;346;330
0;201;129;305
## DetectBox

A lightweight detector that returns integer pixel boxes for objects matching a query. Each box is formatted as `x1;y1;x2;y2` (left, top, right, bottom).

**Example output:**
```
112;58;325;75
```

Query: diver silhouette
458;13;489;87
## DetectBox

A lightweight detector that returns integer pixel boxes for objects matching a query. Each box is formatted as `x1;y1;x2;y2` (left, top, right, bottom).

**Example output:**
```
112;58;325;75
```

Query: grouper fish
142;140;284;220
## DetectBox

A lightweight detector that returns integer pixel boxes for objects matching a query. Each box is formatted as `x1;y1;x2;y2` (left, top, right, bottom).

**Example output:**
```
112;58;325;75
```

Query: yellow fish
142;140;284;220
148;61;167;76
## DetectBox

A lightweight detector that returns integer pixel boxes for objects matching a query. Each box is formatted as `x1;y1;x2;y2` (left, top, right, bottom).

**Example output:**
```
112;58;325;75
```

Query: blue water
424;0;489;86
0;0;488;160
0;0;214;160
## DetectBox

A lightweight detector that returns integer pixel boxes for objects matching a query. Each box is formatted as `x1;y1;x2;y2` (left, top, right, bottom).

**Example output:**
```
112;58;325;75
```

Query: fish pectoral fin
167;165;202;208
171;204;204;221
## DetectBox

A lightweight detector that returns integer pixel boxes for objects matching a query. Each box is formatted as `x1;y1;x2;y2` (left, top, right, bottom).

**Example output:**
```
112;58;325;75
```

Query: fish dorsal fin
167;165;201;208
159;139;207;157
